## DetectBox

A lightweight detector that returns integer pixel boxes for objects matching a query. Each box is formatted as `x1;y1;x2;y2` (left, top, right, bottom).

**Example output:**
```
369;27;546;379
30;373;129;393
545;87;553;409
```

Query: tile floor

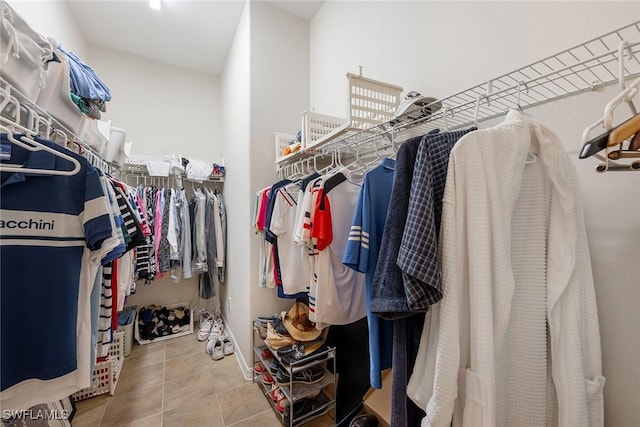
72;334;334;427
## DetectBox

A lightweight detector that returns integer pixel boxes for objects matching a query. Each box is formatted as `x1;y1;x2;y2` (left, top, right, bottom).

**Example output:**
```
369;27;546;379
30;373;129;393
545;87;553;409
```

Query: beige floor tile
119;412;162;427
74;394;109;412
210;353;243;375
209;354;245;392
303;413;336;426
217;382;270;426
164;352;203;381
100;385;163;427
162;370;217;412
165;333;205;360
130;340;165;357
226;409;282;427
162;394;224;427
123;344;166;371
115;361;164;396
210;367;247;394
72;395;108;427
74;328;334;427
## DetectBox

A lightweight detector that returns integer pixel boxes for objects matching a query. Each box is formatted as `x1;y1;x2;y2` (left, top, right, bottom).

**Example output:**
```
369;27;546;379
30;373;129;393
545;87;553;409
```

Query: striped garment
0;135;119;410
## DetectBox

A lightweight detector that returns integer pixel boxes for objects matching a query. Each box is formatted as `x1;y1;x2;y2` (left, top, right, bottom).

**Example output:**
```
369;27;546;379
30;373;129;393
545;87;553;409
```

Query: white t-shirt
310;175;366;328
270;183;311;295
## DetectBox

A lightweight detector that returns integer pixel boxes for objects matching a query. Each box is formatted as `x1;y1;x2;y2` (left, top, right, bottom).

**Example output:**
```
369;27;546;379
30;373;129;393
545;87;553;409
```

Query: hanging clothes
408;111;604;427
309;172;367;328
0;135;120;411
213;189;226;283
342;158;396;390
368;127;475;427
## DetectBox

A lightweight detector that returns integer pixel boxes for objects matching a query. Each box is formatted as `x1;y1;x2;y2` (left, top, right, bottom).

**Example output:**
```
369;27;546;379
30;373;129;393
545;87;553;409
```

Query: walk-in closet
1;1;638;427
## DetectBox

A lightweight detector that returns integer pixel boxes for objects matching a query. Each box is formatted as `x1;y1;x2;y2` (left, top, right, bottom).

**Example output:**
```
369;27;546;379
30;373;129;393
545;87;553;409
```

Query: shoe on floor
349;414;379;427
206;339;217;355
197;314;214;341
208;318;224;341
211;338;224;360
221;336;234;355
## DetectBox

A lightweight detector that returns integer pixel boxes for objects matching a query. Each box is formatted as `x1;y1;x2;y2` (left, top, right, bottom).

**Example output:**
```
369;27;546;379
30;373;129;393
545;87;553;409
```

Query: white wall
8;0;87;58
220;1;253;374
86;44;222;161
309;2;640;425
310;1;639;117
82;45;222;311
219;1;311;376
246;0;311;372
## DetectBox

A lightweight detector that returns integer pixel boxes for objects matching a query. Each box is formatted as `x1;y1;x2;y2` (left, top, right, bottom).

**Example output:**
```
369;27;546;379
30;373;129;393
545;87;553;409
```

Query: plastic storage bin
78;119;109;154
134;303;193;345
35;51;85;134
117;306;136;357
103;126;127;166
301;111;345;150
346;72;403;130
274;132;298;162
72;330;125;401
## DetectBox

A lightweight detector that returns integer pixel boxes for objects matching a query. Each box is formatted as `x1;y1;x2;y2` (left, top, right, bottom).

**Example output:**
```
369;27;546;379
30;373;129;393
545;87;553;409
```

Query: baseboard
221;315;253;380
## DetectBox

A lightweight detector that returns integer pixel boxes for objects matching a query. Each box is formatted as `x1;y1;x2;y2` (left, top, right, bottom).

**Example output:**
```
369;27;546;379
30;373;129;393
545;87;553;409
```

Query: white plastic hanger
0;89;81;176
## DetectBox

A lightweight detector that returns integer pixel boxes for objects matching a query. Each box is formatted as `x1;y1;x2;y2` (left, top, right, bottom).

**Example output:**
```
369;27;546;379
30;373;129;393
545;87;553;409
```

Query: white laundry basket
346;72;403;130
274;132;298;162
78;119;109;153
301;111;345;150
36;51;86;134
103;126;127;166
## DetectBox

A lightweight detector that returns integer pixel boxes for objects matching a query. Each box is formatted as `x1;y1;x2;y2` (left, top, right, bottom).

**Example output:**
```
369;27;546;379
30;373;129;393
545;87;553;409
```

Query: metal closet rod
117;167;225;185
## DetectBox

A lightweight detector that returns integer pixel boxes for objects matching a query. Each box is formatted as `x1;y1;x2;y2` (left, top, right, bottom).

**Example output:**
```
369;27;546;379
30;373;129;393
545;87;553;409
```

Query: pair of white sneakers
197;314;234;360
206;335;234;360
197;314;224;342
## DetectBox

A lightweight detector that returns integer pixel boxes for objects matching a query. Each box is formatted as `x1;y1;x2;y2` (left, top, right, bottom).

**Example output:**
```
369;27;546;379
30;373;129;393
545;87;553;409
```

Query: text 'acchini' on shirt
0;134;118;411
310;173;366;329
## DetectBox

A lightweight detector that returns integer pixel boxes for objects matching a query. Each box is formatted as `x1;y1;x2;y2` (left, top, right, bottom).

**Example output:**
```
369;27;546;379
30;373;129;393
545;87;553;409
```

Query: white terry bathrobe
407;110;605;427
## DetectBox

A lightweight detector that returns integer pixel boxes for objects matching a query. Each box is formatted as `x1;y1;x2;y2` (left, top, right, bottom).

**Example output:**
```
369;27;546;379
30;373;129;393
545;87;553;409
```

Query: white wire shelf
0;77;115;174
119;161;225;183
277;20;640;170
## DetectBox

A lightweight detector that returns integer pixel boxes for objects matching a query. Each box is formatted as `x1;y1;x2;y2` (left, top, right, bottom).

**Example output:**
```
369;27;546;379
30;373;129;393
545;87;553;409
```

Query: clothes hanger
474;94;489;128
580;75;640;171
0;125;82;176
580;42;639;160
515;81;528;113
474;81;492;128
605;113;640;163
317;150;337;176
0;94;82;176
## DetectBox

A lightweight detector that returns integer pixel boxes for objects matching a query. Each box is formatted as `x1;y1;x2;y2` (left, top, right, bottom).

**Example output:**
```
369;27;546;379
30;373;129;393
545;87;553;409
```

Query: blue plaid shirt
397;128;476;311
370;128;475;318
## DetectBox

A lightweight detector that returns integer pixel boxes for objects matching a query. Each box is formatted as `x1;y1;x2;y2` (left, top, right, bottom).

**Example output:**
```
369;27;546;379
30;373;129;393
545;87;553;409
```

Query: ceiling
67;0;324;76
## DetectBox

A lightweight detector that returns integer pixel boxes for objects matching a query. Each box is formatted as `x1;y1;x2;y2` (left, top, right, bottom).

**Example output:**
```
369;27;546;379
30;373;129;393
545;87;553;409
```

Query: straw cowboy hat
281;302;322;342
